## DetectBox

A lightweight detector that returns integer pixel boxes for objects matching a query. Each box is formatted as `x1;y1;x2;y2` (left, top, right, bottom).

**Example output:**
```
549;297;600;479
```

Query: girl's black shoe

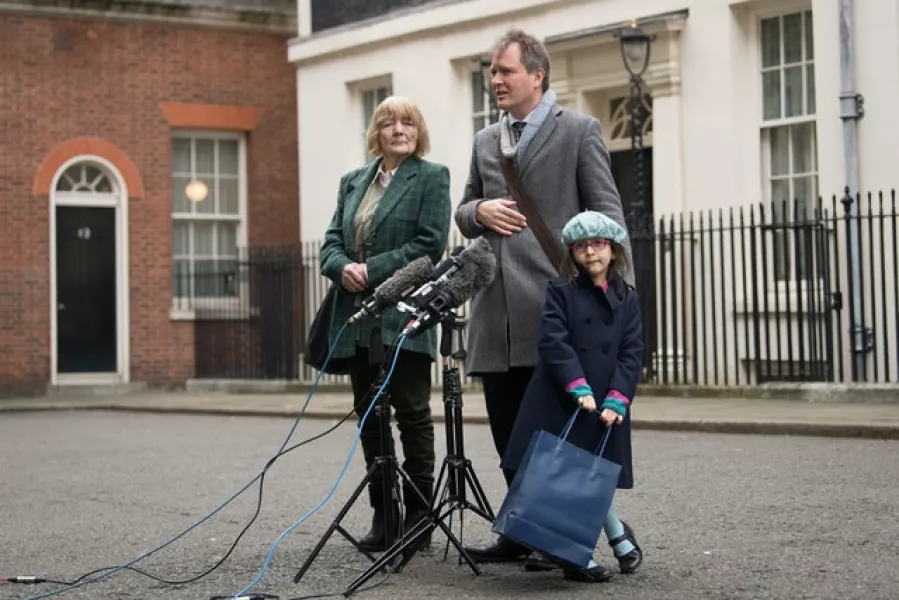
563;564;614;583
609;521;642;573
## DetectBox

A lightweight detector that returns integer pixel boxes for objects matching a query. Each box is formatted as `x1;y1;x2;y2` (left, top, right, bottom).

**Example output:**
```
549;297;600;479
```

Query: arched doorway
50;157;130;384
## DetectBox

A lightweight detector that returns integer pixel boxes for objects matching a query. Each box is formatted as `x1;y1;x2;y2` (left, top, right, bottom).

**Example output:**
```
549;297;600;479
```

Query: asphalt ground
1;411;898;600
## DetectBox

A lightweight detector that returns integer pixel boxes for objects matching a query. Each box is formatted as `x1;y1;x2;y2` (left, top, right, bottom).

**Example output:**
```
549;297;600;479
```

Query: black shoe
402;483;432;549
358;487;400;552
358;507;403;552
462;537;530;563
524;552;560;572
358;509;388;552
609;521;643;573
402;505;431;549
563;564;615;583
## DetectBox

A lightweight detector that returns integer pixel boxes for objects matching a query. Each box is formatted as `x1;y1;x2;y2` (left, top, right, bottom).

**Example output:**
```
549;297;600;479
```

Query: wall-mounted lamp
185;180;208;203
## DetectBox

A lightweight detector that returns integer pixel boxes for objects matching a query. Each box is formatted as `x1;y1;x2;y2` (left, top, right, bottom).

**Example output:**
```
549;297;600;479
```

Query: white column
645;85;689;380
649;87;685;217
298;0;311;37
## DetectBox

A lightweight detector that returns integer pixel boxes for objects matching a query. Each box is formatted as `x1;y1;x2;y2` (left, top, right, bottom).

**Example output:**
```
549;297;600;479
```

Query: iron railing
174;245;304;380
180;189;898;387
638;189;898;385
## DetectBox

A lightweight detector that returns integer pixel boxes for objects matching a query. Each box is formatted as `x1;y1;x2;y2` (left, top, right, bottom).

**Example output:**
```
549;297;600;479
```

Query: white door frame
50;155;131;385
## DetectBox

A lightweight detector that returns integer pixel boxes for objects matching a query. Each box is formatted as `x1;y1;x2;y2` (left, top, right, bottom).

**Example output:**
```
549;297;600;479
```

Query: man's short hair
492;29;551;92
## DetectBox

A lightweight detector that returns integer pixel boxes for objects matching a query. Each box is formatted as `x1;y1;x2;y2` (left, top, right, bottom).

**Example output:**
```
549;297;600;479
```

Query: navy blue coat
500;275;643;489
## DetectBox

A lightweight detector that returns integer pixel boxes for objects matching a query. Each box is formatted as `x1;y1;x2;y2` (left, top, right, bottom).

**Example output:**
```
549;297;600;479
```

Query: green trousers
349;346;435;508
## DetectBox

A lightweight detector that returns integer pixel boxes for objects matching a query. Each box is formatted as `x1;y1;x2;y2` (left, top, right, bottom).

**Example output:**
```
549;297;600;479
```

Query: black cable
12;335;404;591
84;404;364;586
0;577;72;585
11;405;359;588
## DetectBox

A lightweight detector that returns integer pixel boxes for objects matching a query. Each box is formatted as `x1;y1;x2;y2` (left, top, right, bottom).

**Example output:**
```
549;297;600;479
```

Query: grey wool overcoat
454;102;633;374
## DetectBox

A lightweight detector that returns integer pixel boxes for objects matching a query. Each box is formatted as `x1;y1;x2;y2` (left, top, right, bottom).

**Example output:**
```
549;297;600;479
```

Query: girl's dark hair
562;241;629;283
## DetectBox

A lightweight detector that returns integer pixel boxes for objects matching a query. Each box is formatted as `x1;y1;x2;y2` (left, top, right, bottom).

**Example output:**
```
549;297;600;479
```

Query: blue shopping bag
492;409;621;569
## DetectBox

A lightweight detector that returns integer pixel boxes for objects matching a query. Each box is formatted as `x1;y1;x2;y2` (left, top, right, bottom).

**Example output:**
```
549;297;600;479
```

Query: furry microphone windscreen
446;237;497;308
372;255;434;304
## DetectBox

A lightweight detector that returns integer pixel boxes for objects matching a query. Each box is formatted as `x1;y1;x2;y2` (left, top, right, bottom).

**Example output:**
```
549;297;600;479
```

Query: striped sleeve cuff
565;378;588;393
606;389;630;406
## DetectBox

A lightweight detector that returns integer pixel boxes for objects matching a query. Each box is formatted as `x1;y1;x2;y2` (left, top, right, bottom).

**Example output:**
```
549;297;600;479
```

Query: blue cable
25;321;352;600
231;334;407;599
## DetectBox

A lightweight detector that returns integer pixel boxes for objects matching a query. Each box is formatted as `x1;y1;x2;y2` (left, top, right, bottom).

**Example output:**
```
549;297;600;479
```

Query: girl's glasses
571;238;611;252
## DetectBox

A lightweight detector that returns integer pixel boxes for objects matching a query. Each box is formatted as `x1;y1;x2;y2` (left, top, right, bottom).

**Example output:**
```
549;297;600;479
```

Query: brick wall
0;13;299;393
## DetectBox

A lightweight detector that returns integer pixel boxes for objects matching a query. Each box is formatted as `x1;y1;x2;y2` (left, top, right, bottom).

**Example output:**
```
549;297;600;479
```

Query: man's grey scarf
499;89;557;160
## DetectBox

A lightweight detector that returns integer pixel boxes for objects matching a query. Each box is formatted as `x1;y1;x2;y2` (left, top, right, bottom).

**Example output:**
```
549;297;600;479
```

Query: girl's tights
586;506;636;568
603;506;636;556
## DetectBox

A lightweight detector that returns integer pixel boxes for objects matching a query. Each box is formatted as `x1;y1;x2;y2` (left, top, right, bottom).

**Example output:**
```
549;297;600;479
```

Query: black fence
173;246;304;380
181;189;898;387
634;189;898;386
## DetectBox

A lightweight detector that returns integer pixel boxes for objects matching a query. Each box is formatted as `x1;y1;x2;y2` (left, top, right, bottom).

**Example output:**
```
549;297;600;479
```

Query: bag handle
497;138;573;277
560;408;581;440
560;407;615;457
594;427;613;457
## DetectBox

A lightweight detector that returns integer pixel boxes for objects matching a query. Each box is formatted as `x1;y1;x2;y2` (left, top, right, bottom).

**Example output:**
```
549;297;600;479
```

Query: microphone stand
293;314;416;584
343;309;494;597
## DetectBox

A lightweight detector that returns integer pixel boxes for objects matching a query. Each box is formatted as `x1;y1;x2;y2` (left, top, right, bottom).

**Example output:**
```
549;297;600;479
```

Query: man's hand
600;408;623;427
577;395;597;412
476;199;527;236
341;263;368;293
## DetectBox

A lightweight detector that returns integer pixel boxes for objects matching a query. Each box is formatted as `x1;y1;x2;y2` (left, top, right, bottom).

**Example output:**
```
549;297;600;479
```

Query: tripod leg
414;502;482;574
462;463;496;521
344;462;487;597
430;459;449;509
391;468;482;573
344;502;483;598
293;462;379;583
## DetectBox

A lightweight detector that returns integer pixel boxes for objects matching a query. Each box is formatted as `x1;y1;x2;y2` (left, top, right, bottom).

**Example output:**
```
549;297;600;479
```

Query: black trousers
349;346;435;508
480;366;535;488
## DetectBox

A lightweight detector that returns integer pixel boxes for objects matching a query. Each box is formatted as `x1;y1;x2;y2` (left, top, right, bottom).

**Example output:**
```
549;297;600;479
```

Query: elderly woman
319;96;451;551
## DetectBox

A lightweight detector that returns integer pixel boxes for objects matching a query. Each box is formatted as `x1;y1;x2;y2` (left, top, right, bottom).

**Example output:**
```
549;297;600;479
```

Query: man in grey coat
454;28;632;564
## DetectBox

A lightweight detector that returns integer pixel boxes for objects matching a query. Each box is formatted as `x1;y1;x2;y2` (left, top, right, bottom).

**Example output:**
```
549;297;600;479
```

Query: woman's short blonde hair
366;96;431;158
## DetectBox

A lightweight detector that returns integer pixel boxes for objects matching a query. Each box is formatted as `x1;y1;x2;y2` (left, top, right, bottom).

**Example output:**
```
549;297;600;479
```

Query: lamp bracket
839;92;864;120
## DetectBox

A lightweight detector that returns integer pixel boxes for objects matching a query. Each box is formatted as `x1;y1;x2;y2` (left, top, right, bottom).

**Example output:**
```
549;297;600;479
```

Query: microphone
348;255;434;323
427;245;465;282
400;237;496;338
399;237;491;314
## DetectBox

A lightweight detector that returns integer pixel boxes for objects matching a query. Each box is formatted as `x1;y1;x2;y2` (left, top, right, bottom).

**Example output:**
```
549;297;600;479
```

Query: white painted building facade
289;0;899;386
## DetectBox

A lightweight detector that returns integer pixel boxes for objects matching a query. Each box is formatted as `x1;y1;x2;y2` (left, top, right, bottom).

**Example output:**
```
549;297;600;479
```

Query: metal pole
837;0;867;380
629;74;645;225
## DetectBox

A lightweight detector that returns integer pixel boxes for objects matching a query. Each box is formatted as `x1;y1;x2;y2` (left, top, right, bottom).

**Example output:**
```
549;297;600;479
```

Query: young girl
500;210;644;583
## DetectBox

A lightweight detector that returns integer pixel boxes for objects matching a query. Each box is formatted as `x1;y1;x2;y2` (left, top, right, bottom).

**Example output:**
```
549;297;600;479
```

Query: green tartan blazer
319;156;452;361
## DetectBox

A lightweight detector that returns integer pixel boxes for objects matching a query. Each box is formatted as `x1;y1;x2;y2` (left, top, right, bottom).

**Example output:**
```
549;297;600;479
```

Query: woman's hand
600;408;624;427
341;263;368;293
577;395;597;412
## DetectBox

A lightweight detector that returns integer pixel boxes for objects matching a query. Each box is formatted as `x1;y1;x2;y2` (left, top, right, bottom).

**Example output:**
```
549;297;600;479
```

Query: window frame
757;8;820;283
170;129;248;314
361;84;392;162
759;10;816;123
471;59;499;135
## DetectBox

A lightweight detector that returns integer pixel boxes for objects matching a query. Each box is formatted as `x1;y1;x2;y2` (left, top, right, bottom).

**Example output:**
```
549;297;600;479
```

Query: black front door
610;148;656;379
56;207;117;373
